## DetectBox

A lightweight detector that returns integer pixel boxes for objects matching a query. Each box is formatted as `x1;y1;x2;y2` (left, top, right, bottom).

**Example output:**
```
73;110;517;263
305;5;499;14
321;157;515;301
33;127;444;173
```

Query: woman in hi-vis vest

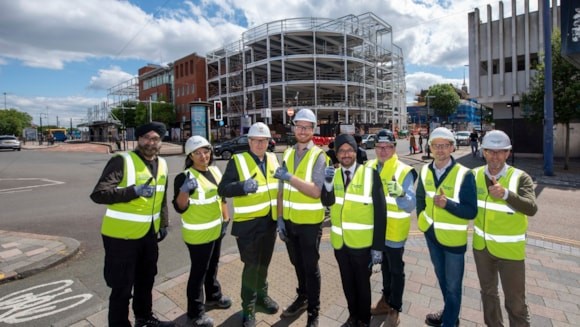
172;136;231;327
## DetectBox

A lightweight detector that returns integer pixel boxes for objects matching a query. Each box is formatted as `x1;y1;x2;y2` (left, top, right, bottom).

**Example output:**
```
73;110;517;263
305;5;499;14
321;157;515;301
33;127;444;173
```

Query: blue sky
0;0;534;127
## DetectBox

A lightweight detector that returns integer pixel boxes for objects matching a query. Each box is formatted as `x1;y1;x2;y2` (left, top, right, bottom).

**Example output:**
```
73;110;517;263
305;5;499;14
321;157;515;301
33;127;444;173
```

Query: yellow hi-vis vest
472;166;528;260
181;166;223;245
366;156;413;242
232;152;279;221
417;163;471;247
102;152;168;239
330;166;375;249
281;147;327;224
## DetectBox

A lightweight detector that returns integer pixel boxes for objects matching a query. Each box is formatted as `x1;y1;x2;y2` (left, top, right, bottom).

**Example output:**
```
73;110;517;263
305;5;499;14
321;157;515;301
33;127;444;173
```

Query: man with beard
274;108;327;327
90;122;174;327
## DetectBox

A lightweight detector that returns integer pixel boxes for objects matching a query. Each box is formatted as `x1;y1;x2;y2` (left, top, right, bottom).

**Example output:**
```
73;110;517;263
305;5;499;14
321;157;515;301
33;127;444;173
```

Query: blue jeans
425;235;465;326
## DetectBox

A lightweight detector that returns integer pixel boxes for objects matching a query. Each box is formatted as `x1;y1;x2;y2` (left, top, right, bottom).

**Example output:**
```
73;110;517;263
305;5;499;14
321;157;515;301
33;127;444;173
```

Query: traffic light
214;101;223;121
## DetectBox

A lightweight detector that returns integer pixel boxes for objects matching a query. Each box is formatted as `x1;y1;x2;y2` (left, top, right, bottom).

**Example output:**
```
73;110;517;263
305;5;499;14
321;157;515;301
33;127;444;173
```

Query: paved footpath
2;143;580;326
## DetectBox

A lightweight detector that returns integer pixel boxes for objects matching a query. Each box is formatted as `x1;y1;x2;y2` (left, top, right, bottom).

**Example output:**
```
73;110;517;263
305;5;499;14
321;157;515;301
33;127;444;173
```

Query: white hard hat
185;135;211;155
428;127;456;146
247;122;271;138
481;130;512;150
293;108;317;129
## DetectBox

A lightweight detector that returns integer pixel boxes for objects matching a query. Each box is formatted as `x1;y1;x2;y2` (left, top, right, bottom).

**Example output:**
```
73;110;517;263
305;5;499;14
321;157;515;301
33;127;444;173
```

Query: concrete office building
206;13;406;132
467;0;566;155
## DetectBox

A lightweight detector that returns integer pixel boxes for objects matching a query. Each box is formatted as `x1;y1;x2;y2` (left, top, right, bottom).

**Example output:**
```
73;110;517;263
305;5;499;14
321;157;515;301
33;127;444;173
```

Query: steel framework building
206;13;406;129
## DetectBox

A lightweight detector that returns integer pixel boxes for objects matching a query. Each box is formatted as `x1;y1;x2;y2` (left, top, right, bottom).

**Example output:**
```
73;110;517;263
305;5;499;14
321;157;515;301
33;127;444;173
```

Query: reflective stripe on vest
330;166;374;249
417;163;470;247
281;147;326;224
232;152;279;221
472;166;528;260
181;166;223;244
366;157;413;242
101;152;167;239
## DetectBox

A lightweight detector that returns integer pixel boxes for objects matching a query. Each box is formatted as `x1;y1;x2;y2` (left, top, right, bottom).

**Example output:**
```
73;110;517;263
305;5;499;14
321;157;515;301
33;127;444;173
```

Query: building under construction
206;13;406;132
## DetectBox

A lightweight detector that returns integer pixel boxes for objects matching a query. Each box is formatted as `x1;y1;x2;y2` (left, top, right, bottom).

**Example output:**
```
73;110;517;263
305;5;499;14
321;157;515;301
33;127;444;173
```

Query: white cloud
405;72;465;102
88;67;135;91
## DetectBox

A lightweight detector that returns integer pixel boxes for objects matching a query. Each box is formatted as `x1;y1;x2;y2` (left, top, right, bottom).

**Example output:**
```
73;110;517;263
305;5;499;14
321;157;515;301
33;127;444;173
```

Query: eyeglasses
295;125;313;132
192;149;211;157
430;143;452;150
376;145;395;151
140;135;162;143
337;149;355;155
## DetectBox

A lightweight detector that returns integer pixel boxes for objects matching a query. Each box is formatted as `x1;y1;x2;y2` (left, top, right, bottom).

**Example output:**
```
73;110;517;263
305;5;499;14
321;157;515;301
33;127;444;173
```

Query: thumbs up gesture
488;176;506;199
434;188;447;208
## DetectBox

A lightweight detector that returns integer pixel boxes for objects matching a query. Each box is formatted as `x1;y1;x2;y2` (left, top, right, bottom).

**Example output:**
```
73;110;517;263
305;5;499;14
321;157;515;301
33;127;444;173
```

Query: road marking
0;279;93;324
0;178;64;194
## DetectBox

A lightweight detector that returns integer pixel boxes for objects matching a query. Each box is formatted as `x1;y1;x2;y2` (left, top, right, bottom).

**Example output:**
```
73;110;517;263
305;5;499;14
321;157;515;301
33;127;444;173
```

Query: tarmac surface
1;141;580;326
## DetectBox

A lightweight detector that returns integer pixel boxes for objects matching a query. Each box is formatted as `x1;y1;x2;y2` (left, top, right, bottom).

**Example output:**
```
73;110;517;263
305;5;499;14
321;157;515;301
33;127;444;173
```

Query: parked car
0;135;21;151
361;134;377;149
213;135;276;160
455;131;470;146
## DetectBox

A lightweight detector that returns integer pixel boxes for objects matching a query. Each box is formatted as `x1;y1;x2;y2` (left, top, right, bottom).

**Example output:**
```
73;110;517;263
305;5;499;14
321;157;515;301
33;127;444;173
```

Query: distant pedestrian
469;129;479;157
354;134;368;164
326;141;339;168
418;134;424;153
409;134;416;154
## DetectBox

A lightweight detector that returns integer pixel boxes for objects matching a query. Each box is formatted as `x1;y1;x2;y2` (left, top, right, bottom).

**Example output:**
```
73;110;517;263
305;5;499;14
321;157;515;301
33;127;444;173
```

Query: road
0;141;578;326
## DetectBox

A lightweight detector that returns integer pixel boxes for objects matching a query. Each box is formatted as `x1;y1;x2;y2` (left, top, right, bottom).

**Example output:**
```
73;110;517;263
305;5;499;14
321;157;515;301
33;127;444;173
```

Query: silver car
0;135;21;151
455;131;471;146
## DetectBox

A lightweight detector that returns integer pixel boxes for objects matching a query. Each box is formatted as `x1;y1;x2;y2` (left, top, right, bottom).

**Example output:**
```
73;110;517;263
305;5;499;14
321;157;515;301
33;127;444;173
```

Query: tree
521;29;580;170
0;109;33;136
134;99;175;129
426;84;461;123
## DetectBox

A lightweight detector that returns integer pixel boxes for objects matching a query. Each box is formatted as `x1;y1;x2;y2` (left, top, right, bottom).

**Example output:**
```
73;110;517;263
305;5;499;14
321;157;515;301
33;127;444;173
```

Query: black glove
157;227;168;242
221;220;230;238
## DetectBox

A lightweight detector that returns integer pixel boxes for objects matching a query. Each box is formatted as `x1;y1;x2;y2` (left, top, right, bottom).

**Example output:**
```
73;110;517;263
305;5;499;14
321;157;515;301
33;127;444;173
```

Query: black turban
335;134;357;152
135;121;166;138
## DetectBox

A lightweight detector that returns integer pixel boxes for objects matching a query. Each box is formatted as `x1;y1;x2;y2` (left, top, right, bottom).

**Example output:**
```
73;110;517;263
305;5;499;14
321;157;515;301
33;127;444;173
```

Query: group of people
91;110;537;327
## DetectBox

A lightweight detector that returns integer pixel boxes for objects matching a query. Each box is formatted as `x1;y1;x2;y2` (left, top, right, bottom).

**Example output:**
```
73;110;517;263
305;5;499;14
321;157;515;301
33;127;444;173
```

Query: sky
0;0;538;127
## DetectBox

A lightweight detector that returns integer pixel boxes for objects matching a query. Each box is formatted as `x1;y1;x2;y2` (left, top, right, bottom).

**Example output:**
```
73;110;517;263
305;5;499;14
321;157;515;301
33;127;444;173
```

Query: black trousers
334;246;372;324
380;246;405;311
102;227;158;327
185;235;224;318
285;221;322;313
235;219;277;313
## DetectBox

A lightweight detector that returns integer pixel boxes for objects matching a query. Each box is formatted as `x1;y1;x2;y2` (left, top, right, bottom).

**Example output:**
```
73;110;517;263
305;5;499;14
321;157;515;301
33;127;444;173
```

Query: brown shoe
384;308;400;327
370;296;391;315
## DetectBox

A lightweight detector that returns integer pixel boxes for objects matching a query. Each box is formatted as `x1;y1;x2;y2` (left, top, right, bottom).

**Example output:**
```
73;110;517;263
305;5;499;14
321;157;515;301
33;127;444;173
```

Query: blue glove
180;173;198;193
157;227;168;242
243;178;258;194
324;166;335;183
277;216;287;242
134;177;155;198
274;166;292;181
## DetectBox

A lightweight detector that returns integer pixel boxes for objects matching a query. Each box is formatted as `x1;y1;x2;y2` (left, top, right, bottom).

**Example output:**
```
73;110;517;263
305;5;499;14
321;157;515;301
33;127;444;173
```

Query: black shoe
257;296;279;314
242;312;256;327
205;295;232;309
191;313;214;327
341;316;357;327
281;295;308;318
135;314;175;327
306;311;319;327
425;310;460;326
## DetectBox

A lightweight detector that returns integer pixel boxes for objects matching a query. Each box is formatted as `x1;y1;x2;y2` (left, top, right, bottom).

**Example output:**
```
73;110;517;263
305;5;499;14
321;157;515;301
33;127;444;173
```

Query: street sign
288;107;295;117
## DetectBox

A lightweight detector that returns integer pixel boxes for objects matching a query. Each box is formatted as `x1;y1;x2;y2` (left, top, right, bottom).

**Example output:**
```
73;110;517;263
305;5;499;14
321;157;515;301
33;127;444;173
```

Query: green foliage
521;29;580;123
427;84;461;122
0;109;33;136
134;101;175;128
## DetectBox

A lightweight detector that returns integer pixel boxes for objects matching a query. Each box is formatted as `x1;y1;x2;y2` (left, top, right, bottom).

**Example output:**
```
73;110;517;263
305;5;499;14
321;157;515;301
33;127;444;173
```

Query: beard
138;143;161;158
